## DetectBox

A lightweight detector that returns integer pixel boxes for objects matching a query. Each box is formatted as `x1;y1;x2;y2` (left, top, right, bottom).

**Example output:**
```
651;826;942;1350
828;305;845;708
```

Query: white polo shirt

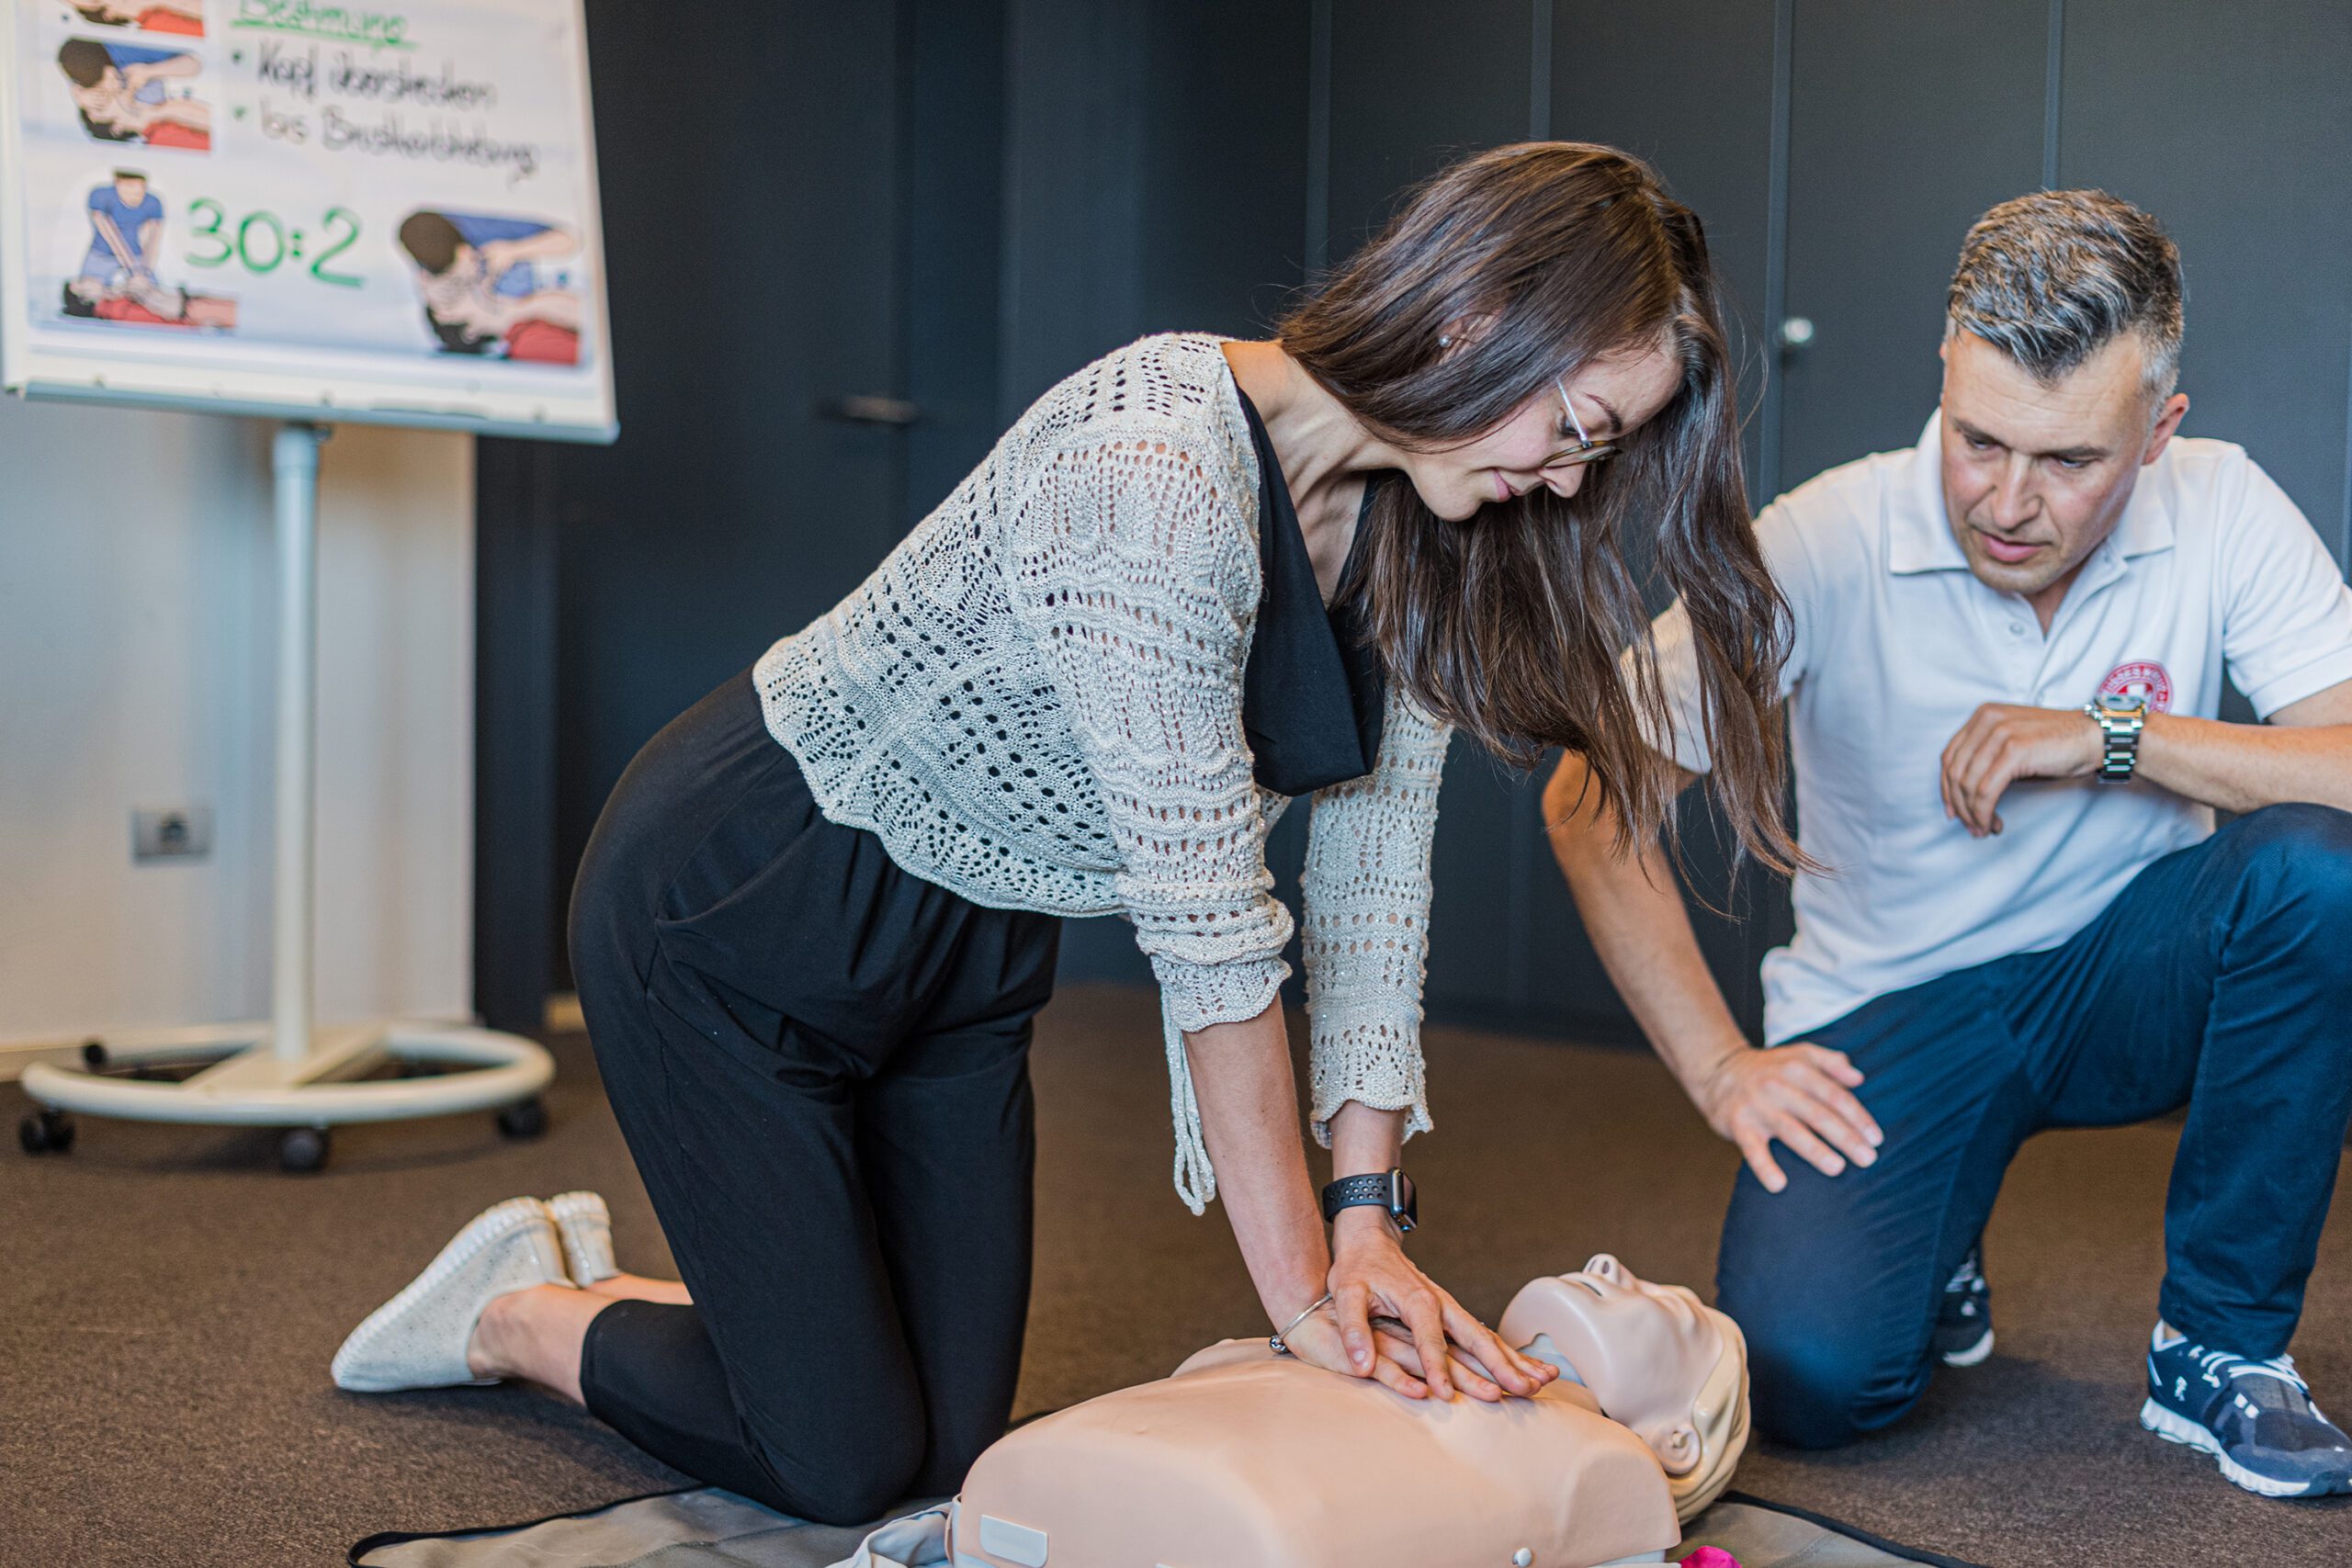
1647;412;2352;1043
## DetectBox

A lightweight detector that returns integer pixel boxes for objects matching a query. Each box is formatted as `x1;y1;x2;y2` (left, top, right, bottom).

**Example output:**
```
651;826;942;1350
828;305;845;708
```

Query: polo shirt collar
1886;412;1969;575
1883;407;2178;577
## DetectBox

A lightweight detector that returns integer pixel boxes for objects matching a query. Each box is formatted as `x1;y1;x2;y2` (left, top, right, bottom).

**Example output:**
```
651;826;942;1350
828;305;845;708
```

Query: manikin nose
1582;1253;1625;1283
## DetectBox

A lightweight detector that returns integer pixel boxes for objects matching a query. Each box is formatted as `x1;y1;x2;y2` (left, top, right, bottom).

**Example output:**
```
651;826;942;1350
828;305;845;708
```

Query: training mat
349;1486;1984;1568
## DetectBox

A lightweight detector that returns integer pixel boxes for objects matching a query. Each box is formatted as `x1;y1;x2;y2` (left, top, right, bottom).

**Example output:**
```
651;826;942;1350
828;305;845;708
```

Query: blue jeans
1718;804;2352;1449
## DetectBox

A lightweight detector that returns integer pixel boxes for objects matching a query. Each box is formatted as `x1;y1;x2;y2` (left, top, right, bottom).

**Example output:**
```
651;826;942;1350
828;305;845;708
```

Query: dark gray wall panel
1776;0;2049;490
550;1;908;980
997;0;1147;420
1322;0;1538;1024
2057;0;2352;565
905;0;1010;524
1025;0;1315;990
1138;0;1313;336
1534;0;1792;1043
1325;0;1532;255
1551;0;1780;493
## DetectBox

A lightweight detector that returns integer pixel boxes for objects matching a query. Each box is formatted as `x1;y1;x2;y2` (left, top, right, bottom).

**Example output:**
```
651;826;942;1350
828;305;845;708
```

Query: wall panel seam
2041;0;2064;187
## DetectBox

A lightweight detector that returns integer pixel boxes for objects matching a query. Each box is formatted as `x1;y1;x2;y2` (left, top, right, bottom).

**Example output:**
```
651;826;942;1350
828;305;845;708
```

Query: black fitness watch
1320;1168;1418;1234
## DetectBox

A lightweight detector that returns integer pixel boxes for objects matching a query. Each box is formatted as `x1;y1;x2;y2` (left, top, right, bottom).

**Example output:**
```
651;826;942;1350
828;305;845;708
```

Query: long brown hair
1280;141;1797;870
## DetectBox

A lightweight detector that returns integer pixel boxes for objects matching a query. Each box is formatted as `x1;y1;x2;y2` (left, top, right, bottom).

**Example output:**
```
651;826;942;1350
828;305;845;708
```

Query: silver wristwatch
2083;691;2149;781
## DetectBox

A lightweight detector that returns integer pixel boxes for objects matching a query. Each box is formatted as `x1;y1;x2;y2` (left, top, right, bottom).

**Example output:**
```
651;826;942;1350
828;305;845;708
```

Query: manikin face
1498;1253;1722;1476
1937;330;2188;609
1400;337;1684;523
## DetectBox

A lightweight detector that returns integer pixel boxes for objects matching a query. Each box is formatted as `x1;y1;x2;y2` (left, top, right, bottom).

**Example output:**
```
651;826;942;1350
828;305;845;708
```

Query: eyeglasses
1540;379;1618;471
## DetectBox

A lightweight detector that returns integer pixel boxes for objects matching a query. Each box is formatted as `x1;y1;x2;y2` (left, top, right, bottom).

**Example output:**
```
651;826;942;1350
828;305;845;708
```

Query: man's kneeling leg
1716;972;2034;1448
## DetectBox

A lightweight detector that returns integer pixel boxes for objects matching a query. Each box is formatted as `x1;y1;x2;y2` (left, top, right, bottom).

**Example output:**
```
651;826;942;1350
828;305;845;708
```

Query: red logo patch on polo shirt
2098;660;2173;712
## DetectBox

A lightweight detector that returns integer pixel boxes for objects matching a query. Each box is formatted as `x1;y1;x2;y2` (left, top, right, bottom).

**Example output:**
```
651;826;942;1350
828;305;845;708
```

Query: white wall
0;398;473;1050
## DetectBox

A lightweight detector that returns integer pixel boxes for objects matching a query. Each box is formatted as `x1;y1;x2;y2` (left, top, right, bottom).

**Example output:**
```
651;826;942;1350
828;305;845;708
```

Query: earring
1438;334;1453;347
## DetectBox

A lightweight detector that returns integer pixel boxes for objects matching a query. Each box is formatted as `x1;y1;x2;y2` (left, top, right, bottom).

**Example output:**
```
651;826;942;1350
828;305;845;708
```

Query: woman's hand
1691;1042;1882;1193
1317;1209;1556;1402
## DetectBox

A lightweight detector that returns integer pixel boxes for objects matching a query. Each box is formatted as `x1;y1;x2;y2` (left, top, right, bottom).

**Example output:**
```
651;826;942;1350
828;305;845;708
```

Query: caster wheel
81;1039;107;1070
19;1109;75;1156
279;1126;330;1172
495;1097;548;1140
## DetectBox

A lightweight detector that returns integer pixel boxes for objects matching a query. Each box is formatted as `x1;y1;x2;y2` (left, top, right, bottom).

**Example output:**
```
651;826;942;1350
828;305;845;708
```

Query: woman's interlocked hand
1280;1210;1556;1403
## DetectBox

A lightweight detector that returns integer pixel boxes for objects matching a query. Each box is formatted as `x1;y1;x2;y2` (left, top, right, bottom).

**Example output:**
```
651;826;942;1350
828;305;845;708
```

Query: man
1545;190;2352;1497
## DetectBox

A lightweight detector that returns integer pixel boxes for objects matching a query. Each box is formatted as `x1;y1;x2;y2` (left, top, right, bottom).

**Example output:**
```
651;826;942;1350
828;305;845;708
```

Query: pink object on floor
1681;1550;1742;1568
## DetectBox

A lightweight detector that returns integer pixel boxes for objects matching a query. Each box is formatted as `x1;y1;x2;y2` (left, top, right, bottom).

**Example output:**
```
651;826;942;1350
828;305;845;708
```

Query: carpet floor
3;982;2346;1566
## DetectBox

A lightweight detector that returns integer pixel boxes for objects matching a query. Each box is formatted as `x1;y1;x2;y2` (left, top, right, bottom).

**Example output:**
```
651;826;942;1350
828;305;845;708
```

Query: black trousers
567;670;1060;1524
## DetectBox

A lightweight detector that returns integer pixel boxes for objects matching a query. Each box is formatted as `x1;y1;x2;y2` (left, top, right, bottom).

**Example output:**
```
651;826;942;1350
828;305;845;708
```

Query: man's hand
1691;1043;1882;1193
1940;702;2102;837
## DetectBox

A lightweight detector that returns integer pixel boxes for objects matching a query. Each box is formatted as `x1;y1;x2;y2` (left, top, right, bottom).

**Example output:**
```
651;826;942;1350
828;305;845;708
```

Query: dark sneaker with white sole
2142;1326;2352;1497
1933;1244;1994;1367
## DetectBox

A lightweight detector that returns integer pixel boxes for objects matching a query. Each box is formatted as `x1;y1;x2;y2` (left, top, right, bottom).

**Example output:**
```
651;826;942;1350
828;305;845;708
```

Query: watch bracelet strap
2084;700;2145;780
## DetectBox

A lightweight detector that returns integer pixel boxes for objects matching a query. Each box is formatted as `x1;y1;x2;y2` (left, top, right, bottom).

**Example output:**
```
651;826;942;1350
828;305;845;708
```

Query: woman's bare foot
465;1283;607;1403
580;1270;693;1306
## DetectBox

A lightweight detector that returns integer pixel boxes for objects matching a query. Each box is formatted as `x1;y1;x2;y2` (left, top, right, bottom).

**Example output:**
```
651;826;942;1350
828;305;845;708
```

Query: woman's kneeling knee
747;1422;925;1527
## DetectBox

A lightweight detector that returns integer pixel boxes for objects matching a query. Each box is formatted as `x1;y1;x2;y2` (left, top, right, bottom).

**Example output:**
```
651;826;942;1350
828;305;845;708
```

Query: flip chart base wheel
18;1021;556;1171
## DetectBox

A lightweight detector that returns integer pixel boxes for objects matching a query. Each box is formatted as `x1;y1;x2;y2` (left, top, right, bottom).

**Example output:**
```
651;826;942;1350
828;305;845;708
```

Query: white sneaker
331;1197;571;1392
546;1190;616;1284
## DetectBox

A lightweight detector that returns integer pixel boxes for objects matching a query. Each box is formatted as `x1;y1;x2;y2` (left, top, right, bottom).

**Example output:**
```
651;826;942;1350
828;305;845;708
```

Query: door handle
819;394;922;426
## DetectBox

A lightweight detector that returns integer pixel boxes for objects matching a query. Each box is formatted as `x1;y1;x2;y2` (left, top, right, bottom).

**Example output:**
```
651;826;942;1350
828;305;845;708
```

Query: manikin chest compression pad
949;1337;1678;1566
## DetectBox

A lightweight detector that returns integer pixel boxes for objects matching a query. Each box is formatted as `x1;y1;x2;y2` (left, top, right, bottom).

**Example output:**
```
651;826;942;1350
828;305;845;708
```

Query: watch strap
2084;695;2147;782
1320;1169;1417;1232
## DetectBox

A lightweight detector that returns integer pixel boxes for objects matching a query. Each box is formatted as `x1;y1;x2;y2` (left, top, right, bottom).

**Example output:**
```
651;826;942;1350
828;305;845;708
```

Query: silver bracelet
1268;1292;1335;1357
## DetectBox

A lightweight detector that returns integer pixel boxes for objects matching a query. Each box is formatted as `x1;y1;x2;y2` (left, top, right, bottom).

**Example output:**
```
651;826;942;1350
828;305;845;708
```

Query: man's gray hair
1946;189;2183;399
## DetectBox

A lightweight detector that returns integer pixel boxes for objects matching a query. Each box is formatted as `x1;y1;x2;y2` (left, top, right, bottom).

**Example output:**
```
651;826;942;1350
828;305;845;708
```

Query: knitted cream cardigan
756;333;1446;1212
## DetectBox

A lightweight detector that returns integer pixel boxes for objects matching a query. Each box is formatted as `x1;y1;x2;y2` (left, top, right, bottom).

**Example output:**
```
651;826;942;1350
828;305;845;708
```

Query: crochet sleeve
1012;427;1294;1212
1299;678;1449;1146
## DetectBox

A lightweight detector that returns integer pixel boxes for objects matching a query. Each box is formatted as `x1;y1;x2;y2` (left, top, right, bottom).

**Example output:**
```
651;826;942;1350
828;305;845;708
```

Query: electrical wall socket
132;807;214;863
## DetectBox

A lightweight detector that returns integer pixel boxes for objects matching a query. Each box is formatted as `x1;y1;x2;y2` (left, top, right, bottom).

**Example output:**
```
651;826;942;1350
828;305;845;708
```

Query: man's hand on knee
1693;1043;1883;1193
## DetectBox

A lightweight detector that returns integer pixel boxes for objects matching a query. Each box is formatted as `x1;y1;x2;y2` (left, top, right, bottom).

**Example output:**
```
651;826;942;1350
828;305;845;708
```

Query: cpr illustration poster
0;0;615;440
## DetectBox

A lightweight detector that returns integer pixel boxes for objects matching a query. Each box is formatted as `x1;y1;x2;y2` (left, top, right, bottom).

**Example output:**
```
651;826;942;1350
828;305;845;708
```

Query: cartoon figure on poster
54;36;207;148
62;0;202;36
396;209;582;364
60;165;233;327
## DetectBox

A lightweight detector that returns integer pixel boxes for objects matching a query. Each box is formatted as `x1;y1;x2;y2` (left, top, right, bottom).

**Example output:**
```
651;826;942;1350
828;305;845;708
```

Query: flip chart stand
17;423;554;1172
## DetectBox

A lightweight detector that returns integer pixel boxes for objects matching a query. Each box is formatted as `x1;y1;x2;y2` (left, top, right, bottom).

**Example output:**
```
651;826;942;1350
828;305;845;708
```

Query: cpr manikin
936;1256;1749;1568
1496;1253;1753;1523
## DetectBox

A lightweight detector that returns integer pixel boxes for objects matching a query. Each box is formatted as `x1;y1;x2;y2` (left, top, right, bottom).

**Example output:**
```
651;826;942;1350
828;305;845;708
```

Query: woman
332;142;1798;1524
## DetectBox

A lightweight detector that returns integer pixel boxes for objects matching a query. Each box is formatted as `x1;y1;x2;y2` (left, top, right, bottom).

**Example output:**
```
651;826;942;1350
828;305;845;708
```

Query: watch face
2095;692;2148;717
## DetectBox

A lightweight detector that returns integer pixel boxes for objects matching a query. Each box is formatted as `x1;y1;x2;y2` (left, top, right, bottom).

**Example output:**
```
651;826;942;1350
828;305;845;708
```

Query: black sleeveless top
1233;386;1387;796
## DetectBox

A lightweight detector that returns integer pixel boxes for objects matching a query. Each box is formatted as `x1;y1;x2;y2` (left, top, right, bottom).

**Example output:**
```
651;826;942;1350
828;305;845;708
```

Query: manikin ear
1656;1420;1702;1477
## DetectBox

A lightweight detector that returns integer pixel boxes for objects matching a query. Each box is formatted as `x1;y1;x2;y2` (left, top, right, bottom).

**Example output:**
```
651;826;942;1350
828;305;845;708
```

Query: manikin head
1498;1253;1749;1522
1936;190;2189;618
